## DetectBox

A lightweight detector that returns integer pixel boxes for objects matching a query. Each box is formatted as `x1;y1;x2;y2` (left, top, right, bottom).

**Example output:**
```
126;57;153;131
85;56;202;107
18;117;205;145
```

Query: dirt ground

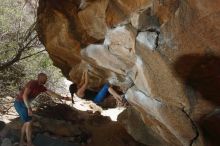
0;96;146;146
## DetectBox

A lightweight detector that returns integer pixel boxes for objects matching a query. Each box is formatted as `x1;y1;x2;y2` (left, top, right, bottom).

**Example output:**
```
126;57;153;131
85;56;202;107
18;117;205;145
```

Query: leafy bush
0;0;68;98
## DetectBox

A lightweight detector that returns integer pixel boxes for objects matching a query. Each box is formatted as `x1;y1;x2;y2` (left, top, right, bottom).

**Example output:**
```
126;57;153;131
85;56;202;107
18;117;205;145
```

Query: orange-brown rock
37;0;220;145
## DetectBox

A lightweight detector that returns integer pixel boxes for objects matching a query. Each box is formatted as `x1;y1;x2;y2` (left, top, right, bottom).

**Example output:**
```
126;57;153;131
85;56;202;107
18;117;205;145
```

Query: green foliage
20;51;67;93
0;64;25;97
0;51;67;97
0;0;31;64
0;0;68;98
0;0;31;33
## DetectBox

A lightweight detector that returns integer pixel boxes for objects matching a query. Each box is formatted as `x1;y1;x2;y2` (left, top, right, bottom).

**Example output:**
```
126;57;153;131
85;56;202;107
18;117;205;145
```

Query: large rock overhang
37;0;220;145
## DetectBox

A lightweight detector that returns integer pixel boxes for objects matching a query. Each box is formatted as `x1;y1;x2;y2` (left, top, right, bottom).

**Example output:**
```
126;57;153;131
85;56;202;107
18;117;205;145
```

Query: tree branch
19;49;45;61
0;22;41;70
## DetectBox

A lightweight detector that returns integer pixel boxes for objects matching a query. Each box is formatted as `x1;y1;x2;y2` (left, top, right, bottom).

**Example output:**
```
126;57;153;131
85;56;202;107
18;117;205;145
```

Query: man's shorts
14;99;32;122
93;83;109;103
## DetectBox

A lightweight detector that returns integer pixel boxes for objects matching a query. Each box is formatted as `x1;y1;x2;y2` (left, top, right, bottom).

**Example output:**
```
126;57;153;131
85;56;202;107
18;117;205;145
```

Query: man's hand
28;108;33;116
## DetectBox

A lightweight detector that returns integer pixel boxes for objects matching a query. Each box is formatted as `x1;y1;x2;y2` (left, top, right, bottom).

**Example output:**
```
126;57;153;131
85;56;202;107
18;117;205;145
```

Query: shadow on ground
1;103;145;146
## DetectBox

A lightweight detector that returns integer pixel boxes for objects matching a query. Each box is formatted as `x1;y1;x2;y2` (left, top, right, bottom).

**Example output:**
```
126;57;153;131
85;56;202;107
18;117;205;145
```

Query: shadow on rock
174;54;220;146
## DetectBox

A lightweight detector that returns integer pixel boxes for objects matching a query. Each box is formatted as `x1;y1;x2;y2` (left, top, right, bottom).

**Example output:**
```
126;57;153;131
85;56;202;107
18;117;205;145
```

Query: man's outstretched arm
46;90;70;100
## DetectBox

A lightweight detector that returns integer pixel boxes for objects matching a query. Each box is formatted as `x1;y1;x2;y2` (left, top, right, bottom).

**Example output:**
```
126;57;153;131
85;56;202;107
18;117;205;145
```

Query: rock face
118;106;169;146
37;0;220;145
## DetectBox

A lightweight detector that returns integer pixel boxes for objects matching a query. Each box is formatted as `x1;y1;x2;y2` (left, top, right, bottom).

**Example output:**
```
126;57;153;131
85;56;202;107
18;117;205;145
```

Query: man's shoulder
27;80;37;85
26;80;47;91
26;80;38;88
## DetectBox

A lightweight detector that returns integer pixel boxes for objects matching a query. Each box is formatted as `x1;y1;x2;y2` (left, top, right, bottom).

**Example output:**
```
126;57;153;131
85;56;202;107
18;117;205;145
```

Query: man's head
37;73;47;85
69;83;77;95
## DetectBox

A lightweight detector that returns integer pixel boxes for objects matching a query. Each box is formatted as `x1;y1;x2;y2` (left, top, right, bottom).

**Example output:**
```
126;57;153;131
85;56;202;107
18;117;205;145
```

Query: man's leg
14;100;33;146
26;121;34;146
108;87;122;102
19;123;26;146
14;100;28;146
